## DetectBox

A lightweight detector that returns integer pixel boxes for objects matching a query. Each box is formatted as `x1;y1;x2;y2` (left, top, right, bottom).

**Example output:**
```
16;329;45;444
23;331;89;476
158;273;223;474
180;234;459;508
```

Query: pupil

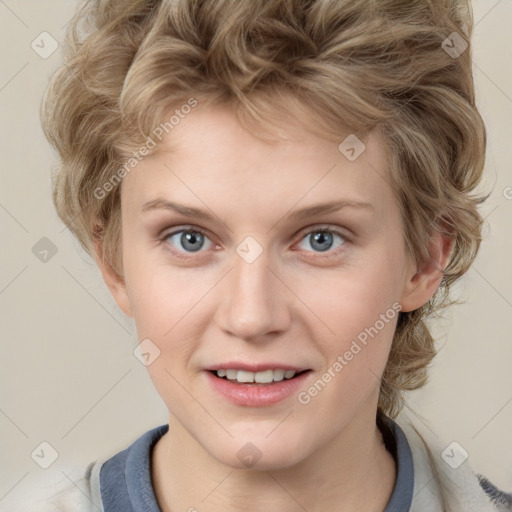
182;231;203;252
311;231;332;252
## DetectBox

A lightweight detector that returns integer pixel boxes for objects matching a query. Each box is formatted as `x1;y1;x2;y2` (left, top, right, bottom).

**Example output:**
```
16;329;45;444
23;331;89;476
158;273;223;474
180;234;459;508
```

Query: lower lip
204;370;312;407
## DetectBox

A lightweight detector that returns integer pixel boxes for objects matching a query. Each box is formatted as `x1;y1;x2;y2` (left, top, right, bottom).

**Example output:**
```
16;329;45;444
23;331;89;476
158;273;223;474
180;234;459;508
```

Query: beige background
1;0;511;505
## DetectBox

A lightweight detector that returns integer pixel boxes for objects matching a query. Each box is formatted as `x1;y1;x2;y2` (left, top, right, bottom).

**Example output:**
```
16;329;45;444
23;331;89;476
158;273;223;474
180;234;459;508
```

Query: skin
96;102;452;512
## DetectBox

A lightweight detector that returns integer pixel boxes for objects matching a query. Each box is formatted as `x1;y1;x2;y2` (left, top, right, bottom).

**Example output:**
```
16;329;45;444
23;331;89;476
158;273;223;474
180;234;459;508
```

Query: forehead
121;103;397;225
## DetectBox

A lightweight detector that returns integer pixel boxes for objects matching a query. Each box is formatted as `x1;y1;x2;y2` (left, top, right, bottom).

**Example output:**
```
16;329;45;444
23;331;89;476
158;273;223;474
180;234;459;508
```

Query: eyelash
159;225;350;261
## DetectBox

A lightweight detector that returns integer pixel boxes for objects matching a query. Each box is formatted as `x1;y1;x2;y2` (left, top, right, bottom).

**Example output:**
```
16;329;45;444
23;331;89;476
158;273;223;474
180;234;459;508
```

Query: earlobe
92;238;133;318
399;231;454;313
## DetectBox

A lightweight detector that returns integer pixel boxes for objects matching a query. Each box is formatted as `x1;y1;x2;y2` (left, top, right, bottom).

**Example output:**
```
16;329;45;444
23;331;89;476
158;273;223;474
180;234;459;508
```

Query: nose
214;248;292;342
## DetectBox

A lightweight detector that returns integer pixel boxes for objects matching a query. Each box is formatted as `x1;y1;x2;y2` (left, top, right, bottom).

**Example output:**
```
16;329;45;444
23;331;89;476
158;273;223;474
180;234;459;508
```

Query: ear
92;236;133;318
399;228;454;313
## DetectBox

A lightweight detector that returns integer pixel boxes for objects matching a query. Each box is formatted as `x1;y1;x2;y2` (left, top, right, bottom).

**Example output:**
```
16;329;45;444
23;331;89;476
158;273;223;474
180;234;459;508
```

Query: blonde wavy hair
41;0;487;419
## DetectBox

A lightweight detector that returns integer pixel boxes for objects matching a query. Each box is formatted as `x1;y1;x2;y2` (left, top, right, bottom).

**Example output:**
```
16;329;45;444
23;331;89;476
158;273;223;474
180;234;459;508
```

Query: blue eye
297;228;346;253
165;229;214;253
161;225;347;259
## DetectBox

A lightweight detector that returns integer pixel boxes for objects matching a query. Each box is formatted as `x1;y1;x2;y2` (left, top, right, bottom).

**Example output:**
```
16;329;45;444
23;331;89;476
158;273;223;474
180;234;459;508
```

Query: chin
205;436;309;472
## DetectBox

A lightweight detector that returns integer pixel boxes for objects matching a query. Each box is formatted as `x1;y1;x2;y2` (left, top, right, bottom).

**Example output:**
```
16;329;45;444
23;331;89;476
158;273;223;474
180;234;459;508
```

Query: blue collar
99;414;414;512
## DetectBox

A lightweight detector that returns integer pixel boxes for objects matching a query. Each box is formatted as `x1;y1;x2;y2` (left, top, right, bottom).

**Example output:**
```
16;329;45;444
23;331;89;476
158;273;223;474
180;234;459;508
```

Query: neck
152;407;397;512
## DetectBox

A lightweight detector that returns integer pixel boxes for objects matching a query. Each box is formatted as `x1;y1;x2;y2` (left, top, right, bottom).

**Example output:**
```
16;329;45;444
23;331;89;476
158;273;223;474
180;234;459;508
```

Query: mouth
208;368;312;385
204;366;313;407
203;361;314;406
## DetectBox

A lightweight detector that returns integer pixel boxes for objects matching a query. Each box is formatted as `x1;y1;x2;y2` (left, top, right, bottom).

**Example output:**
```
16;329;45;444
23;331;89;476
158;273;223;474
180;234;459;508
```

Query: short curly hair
41;0;487;418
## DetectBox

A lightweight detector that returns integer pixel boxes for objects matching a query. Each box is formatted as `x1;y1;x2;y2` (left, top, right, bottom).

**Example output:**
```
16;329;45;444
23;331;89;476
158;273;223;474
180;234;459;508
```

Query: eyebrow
141;198;374;223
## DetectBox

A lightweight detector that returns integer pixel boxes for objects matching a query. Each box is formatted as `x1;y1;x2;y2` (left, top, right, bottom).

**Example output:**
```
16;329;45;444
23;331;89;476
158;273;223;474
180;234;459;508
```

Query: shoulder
2;460;104;512
393;410;512;512
5;424;169;512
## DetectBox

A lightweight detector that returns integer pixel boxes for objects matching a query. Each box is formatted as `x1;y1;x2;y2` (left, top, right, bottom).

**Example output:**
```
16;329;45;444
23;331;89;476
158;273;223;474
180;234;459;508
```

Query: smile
205;368;313;406
213;368;305;384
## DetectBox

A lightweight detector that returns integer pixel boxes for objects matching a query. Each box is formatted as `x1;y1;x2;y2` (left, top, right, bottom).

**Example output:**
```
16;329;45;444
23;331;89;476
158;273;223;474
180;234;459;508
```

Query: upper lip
204;362;310;373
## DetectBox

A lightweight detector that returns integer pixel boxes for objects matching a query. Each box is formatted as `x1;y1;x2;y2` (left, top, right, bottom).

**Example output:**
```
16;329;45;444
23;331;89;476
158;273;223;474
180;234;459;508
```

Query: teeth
237;370;255;383
254;370;273;383
273;369;285;381
226;369;238;379
215;368;298;383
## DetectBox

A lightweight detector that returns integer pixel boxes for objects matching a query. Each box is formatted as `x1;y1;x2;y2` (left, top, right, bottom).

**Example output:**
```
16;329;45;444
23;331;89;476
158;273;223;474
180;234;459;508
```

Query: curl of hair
41;0;488;418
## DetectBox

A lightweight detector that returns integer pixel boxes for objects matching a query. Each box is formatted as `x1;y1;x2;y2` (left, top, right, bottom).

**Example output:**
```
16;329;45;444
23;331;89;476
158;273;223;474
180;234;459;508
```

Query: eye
163;228;214;254
160;225;348;259
296;227;347;254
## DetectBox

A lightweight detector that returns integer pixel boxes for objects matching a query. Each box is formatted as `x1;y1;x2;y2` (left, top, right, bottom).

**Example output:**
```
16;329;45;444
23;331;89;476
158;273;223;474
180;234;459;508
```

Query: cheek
293;247;404;400
298;257;403;343
121;233;195;331
123;259;207;400
298;274;400;419
128;271;200;338
122;250;218;379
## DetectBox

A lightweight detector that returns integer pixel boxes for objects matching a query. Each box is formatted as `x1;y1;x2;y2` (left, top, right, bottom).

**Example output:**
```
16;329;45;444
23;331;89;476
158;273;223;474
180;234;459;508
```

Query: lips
203;362;309;373
204;368;313;406
213;368;307;384
204;362;311;385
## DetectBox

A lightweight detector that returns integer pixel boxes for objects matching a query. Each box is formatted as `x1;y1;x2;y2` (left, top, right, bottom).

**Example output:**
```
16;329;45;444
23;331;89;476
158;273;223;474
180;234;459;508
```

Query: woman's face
109;103;423;470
